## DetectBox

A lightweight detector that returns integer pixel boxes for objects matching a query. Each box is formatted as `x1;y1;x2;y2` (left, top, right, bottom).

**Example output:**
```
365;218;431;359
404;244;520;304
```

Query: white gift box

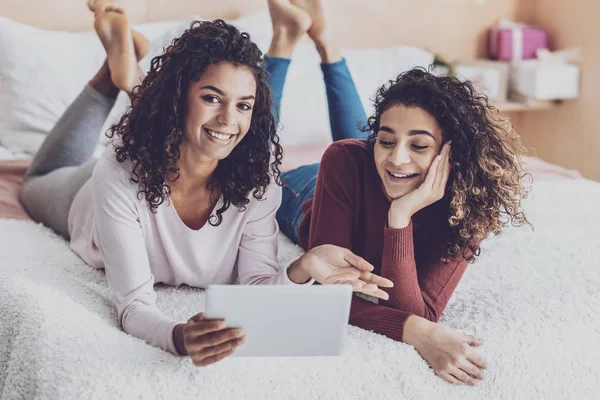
455;60;509;102
509;60;580;100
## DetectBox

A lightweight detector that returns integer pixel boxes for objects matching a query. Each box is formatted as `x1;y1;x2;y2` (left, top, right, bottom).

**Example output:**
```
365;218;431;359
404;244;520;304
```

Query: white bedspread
1;178;599;400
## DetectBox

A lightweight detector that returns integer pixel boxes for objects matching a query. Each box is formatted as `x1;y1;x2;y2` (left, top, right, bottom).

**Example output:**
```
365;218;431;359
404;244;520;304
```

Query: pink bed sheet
0;159;32;221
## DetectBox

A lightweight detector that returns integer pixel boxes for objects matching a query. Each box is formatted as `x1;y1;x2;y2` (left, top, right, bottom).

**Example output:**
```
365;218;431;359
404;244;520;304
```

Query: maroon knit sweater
297;140;470;342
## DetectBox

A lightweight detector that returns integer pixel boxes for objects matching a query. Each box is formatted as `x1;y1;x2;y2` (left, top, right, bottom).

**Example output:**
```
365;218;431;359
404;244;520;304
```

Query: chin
202;145;236;161
388;192;407;200
385;186;415;200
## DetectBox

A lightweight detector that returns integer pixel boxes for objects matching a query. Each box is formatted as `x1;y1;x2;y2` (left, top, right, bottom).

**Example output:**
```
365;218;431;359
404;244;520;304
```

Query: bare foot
88;1;150;61
290;0;328;44
267;0;311;58
91;2;138;92
86;0;112;12
290;0;340;63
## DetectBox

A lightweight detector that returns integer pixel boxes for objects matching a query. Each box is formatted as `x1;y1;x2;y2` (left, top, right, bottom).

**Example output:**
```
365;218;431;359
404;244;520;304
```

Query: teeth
389;172;414;178
207;129;233;140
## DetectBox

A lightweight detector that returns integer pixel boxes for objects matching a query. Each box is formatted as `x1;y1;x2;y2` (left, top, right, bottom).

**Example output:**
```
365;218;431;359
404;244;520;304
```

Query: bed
1;1;599;399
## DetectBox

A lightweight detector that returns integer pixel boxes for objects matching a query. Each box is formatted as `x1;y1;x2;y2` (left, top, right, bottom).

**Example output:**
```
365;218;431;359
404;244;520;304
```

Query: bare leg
88;0;143;94
267;0;312;58
290;0;341;63
90;60;120;99
132;29;151;61
88;37;149;99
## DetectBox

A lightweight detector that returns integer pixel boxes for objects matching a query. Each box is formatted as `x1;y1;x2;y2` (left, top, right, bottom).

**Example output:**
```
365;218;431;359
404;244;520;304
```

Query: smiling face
181;61;257;164
373;104;444;200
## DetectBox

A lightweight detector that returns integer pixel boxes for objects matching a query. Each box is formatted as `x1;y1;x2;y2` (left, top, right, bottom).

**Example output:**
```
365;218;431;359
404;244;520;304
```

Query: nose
389;144;411;166
216;104;236;126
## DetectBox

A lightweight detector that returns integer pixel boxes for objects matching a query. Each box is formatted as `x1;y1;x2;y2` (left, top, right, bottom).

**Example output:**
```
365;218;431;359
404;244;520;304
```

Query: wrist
402;315;432;347
173;324;188;356
287;257;312;284
388;209;412;229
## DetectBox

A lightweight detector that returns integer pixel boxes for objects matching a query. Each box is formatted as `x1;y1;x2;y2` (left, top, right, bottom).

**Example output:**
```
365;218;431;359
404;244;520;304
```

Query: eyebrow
379;125;435;139
200;85;256;101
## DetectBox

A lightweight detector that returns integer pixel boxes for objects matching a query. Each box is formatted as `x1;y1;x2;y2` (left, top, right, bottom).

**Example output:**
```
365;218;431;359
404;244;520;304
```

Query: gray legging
19;84;116;239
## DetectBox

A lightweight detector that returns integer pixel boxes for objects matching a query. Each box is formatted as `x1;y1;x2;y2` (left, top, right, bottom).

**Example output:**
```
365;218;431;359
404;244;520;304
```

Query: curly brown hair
107;20;283;225
365;68;531;262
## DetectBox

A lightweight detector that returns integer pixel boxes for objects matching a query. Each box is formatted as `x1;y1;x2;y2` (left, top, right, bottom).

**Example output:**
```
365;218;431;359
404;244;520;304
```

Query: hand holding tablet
173;312;246;366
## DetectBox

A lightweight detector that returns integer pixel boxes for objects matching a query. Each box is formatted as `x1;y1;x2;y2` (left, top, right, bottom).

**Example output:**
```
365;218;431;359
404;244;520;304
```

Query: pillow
0;16;190;154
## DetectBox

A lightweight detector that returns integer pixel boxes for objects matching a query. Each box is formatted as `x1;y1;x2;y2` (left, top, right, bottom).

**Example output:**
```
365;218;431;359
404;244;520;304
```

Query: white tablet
204;284;352;357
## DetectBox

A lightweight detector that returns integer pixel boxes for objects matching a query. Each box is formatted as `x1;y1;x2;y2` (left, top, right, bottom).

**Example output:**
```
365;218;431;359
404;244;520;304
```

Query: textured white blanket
1;178;599;400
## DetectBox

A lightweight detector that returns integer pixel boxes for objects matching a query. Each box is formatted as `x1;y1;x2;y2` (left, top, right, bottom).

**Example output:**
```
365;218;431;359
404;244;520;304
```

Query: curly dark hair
107;20;283;225
365;67;531;262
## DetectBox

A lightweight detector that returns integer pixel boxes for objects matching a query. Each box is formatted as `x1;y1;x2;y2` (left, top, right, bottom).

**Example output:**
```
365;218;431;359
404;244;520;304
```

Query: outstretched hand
292;244;394;300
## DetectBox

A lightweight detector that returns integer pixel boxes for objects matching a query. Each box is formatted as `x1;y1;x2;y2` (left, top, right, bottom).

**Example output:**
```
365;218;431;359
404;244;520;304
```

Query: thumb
189;312;206;324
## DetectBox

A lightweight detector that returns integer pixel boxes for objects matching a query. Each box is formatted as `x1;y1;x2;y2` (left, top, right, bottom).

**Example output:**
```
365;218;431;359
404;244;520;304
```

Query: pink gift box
489;24;548;61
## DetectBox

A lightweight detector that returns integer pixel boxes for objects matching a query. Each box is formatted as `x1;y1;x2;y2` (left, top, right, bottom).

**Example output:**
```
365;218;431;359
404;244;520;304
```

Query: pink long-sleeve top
298;140;472;342
67;147;300;354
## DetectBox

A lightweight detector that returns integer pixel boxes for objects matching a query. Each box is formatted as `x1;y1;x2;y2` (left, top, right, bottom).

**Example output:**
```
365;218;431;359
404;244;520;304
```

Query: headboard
1;0;532;59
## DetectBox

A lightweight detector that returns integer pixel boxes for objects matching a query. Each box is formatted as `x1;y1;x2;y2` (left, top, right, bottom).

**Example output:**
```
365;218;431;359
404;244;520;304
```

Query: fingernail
218;321;227;328
235;329;244;338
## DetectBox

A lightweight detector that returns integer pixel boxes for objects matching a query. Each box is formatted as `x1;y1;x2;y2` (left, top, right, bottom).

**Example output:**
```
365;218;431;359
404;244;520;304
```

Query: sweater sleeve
380;224;469;322
91;155;181;355
349;296;412;342
237;182;314;286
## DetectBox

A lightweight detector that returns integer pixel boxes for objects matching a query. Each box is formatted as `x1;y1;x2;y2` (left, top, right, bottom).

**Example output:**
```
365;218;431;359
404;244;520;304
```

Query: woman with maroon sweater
270;0;530;385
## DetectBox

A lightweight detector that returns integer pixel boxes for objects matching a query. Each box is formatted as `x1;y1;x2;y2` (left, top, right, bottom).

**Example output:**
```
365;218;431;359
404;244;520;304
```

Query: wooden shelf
494;100;560;113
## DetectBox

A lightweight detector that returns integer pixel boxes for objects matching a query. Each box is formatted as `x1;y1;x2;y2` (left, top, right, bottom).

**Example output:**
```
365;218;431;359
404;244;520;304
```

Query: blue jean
265;56;368;244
